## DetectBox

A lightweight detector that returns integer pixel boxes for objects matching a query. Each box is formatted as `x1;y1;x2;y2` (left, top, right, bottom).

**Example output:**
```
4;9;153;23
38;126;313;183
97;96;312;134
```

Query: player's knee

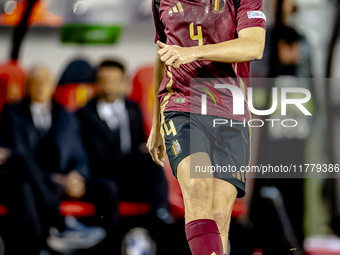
185;179;212;201
212;211;230;234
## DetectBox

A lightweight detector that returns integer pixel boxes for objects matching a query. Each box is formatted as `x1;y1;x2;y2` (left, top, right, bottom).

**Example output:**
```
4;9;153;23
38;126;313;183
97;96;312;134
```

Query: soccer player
147;1;266;255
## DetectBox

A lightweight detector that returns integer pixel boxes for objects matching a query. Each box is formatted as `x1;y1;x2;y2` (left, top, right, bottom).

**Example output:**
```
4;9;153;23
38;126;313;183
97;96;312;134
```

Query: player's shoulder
153;0;162;10
152;0;162;18
153;0;171;10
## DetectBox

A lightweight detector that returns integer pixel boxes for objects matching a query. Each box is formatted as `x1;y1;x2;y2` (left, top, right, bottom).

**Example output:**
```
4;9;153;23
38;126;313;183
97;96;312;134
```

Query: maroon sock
185;219;224;255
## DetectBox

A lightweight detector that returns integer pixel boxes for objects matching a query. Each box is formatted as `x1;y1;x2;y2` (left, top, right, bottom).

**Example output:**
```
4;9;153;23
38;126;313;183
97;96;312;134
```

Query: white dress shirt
97;99;131;154
30;102;52;132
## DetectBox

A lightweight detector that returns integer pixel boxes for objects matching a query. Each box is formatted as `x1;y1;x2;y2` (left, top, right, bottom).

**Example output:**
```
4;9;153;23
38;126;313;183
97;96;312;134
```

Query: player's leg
207;116;250;255
177;152;214;223
177;152;224;255
212;178;237;255
162;112;224;255
162;112;214;222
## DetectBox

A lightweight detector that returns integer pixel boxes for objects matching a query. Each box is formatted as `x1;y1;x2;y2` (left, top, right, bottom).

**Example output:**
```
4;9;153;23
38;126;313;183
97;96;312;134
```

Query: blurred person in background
55;59;97;111
249;0;316;254
253;0;313;78
0;66;119;254
321;0;340;240
251;0;310;78
56;58;123;254
77;60;170;226
250;28;312;254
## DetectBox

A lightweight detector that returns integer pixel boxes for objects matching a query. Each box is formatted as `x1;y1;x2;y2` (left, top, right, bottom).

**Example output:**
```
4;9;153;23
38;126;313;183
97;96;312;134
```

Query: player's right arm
146;47;165;167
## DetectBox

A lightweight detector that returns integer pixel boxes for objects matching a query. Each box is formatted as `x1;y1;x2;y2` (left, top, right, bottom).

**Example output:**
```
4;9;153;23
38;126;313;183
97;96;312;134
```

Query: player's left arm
199;27;266;62
157;26;265;68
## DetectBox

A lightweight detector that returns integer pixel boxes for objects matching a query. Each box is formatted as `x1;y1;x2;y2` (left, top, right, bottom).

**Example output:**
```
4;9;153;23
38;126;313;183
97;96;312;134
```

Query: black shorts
162;111;251;198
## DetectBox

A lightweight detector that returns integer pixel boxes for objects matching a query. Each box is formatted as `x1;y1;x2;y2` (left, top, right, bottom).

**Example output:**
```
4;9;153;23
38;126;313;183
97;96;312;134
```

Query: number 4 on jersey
190;23;203;46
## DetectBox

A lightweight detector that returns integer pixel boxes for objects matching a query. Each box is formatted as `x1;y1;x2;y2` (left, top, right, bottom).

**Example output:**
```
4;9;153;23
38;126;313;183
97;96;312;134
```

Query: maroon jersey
153;0;266;121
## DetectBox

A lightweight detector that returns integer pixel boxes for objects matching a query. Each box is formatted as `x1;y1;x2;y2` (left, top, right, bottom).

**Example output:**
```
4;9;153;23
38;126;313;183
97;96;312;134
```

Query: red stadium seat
0;61;25;113
59;201;96;217
55;59;96;111
1;200;153;218
0;0;62;27
231;200;244;218
131;66;185;220
252;248;264;255
118;202;152;217
59;201;153;218
54;83;95;112
130;66;154;135
0;204;8;216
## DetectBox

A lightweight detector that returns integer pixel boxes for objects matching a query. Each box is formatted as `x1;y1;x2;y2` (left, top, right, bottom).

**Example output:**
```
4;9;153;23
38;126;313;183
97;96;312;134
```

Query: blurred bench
1;199;242;219
0;201;153;218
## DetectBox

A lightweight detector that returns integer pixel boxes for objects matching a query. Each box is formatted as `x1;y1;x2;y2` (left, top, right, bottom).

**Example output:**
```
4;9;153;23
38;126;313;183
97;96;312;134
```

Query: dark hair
278;25;300;45
59;59;95;86
97;59;126;74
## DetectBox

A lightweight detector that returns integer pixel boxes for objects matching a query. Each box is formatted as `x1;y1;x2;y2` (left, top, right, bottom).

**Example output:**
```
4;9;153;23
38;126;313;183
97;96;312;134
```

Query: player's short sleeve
236;0;266;34
152;0;167;43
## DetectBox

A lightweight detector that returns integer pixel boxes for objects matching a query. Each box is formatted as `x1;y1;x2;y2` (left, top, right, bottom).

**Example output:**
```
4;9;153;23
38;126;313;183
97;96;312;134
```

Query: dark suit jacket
78;97;169;207
0;98;89;178
77;97;148;179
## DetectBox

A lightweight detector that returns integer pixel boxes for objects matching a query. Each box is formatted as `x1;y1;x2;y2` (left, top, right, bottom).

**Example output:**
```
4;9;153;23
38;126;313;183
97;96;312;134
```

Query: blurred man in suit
78;60;170;221
0;66;118;254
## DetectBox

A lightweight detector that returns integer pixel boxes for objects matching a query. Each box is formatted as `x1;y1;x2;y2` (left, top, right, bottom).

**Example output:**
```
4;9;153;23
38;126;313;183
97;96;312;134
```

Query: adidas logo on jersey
168;2;184;15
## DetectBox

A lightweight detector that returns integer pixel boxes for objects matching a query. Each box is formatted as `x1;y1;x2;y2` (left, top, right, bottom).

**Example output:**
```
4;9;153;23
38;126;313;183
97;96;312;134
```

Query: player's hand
147;125;165;167
52;171;86;198
157;41;198;68
65;171;86;198
0;148;11;165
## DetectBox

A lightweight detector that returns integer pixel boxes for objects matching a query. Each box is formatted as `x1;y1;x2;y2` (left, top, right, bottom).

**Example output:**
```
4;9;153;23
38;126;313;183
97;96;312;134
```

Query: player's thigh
177;152;215;222
162;111;214;211
209;118;250;198
177;152;214;199
162;111;211;179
